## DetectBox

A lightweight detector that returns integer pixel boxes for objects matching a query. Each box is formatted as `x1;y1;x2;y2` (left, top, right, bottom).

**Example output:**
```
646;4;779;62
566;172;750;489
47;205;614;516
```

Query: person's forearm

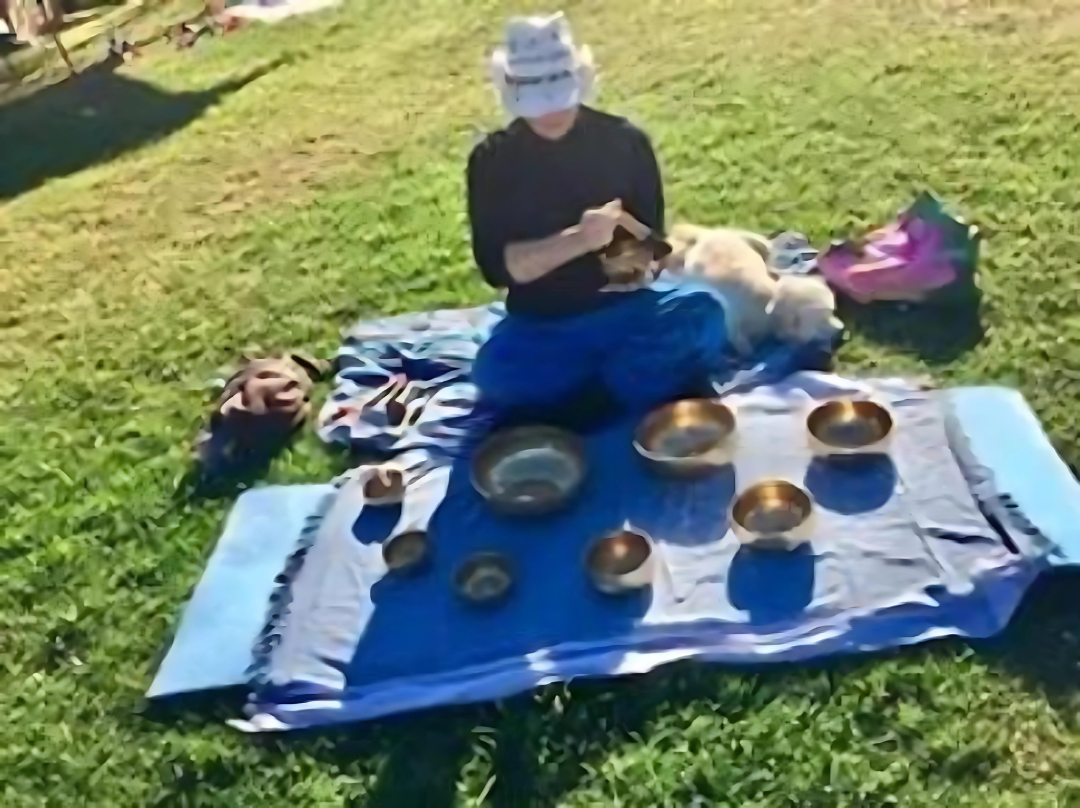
504;226;592;285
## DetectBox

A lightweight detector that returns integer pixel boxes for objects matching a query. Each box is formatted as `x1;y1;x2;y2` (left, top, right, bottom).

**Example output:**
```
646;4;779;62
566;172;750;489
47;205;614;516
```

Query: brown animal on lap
599;226;670;289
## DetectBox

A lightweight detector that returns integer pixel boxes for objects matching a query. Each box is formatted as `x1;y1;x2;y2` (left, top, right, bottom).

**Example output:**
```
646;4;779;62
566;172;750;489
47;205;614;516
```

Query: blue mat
149;384;1080;710
949;387;1080;566
223;380;1063;730
149;384;1080;723
148;484;333;697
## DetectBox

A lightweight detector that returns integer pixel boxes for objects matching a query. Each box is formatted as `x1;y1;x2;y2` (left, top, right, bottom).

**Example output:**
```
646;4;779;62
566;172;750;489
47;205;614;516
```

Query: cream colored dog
665;224;841;354
665;224;776;354
768;275;843;347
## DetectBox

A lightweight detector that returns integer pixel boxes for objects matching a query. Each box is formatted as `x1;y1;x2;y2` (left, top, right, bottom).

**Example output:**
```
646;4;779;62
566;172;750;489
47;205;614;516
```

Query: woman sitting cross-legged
467;13;732;428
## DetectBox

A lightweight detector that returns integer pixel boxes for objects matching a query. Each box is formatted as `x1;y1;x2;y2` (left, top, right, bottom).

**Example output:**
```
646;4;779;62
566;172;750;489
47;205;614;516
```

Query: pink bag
819;194;976;304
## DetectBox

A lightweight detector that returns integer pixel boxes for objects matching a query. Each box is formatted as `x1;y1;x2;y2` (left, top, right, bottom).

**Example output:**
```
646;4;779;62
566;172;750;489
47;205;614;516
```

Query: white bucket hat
489;13;595;119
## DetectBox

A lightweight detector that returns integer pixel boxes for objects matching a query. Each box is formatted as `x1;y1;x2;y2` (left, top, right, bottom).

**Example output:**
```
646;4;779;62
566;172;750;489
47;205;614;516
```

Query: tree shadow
0;57;279;200
291;576;1079;806
975;569;1080;720
145;696;477;807
837;277;985;365
150;575;1077;808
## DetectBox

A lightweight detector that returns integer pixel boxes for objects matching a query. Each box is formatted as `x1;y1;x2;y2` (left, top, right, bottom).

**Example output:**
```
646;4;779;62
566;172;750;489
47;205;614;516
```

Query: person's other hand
578;200;651;252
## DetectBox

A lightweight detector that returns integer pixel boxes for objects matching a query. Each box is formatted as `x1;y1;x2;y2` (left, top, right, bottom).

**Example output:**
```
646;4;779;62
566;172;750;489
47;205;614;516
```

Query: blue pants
473;289;731;416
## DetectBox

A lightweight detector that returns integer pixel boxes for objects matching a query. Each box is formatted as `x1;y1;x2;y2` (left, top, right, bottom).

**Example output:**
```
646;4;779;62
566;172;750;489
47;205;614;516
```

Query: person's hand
577;200;651;252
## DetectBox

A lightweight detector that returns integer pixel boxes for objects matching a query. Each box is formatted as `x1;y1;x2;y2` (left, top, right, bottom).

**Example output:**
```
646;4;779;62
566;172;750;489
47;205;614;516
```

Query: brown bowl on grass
585;527;655;595
634;399;736;477
730;481;814;549
807;399;894;456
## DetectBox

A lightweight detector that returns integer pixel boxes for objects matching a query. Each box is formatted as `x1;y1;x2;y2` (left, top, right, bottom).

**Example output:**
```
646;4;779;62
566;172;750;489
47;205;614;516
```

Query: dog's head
660;224;709;273
767;276;843;346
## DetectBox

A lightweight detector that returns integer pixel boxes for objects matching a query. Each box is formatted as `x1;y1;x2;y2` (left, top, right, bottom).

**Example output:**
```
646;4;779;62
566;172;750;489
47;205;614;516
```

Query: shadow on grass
141;567;1080;806
976;569;1080;719
142;690;480;806
837;279;985;365
138;561;1078;806
0;58;278;200
328;577;1079;806
172;431;356;503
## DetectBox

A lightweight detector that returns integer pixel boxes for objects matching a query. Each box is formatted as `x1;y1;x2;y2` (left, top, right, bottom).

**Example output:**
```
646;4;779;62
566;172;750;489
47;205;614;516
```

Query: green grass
3;0;1080;804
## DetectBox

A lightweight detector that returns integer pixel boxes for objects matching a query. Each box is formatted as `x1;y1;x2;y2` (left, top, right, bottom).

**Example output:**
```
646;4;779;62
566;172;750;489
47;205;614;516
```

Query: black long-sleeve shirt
467;107;664;319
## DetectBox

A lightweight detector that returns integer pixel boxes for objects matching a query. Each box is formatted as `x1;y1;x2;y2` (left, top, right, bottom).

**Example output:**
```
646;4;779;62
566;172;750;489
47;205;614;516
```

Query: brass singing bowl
364;468;406;504
807;399;894;456
585;528;654;595
634;399;736;476
731;481;814;548
382;530;430;574
454;552;514;606
471;426;587;516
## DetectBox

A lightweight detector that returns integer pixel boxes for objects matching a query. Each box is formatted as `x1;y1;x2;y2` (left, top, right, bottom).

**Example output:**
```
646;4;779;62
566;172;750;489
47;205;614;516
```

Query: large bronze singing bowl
731;481;814;548
807;399;894;456
634;398;736;476
471;426;587;516
585;528;654;595
454;552;514;606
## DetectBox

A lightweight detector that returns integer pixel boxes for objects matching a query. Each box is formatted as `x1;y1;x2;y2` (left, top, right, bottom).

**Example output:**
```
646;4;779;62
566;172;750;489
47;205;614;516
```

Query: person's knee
473;331;590;412
636;291;726;355
471;340;526;408
601;291;728;409
662;290;724;328
666;292;727;355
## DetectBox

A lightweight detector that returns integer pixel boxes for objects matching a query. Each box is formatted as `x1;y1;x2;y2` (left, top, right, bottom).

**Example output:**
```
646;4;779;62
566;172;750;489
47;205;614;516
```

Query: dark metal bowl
454;552;514;606
634;399;736;476
585;527;654;595
807;399;893;455
382;531;430;574
471;426;587;516
731;480;814;548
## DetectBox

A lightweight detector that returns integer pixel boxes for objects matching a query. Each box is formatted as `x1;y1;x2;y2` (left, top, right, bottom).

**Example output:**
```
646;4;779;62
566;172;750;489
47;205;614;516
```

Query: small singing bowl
471;426;587;516
634;399;736;476
730;481;815;549
585;528;655;595
382;530;430;574
807;399;894;456
454;552;514;606
364;468;406;505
